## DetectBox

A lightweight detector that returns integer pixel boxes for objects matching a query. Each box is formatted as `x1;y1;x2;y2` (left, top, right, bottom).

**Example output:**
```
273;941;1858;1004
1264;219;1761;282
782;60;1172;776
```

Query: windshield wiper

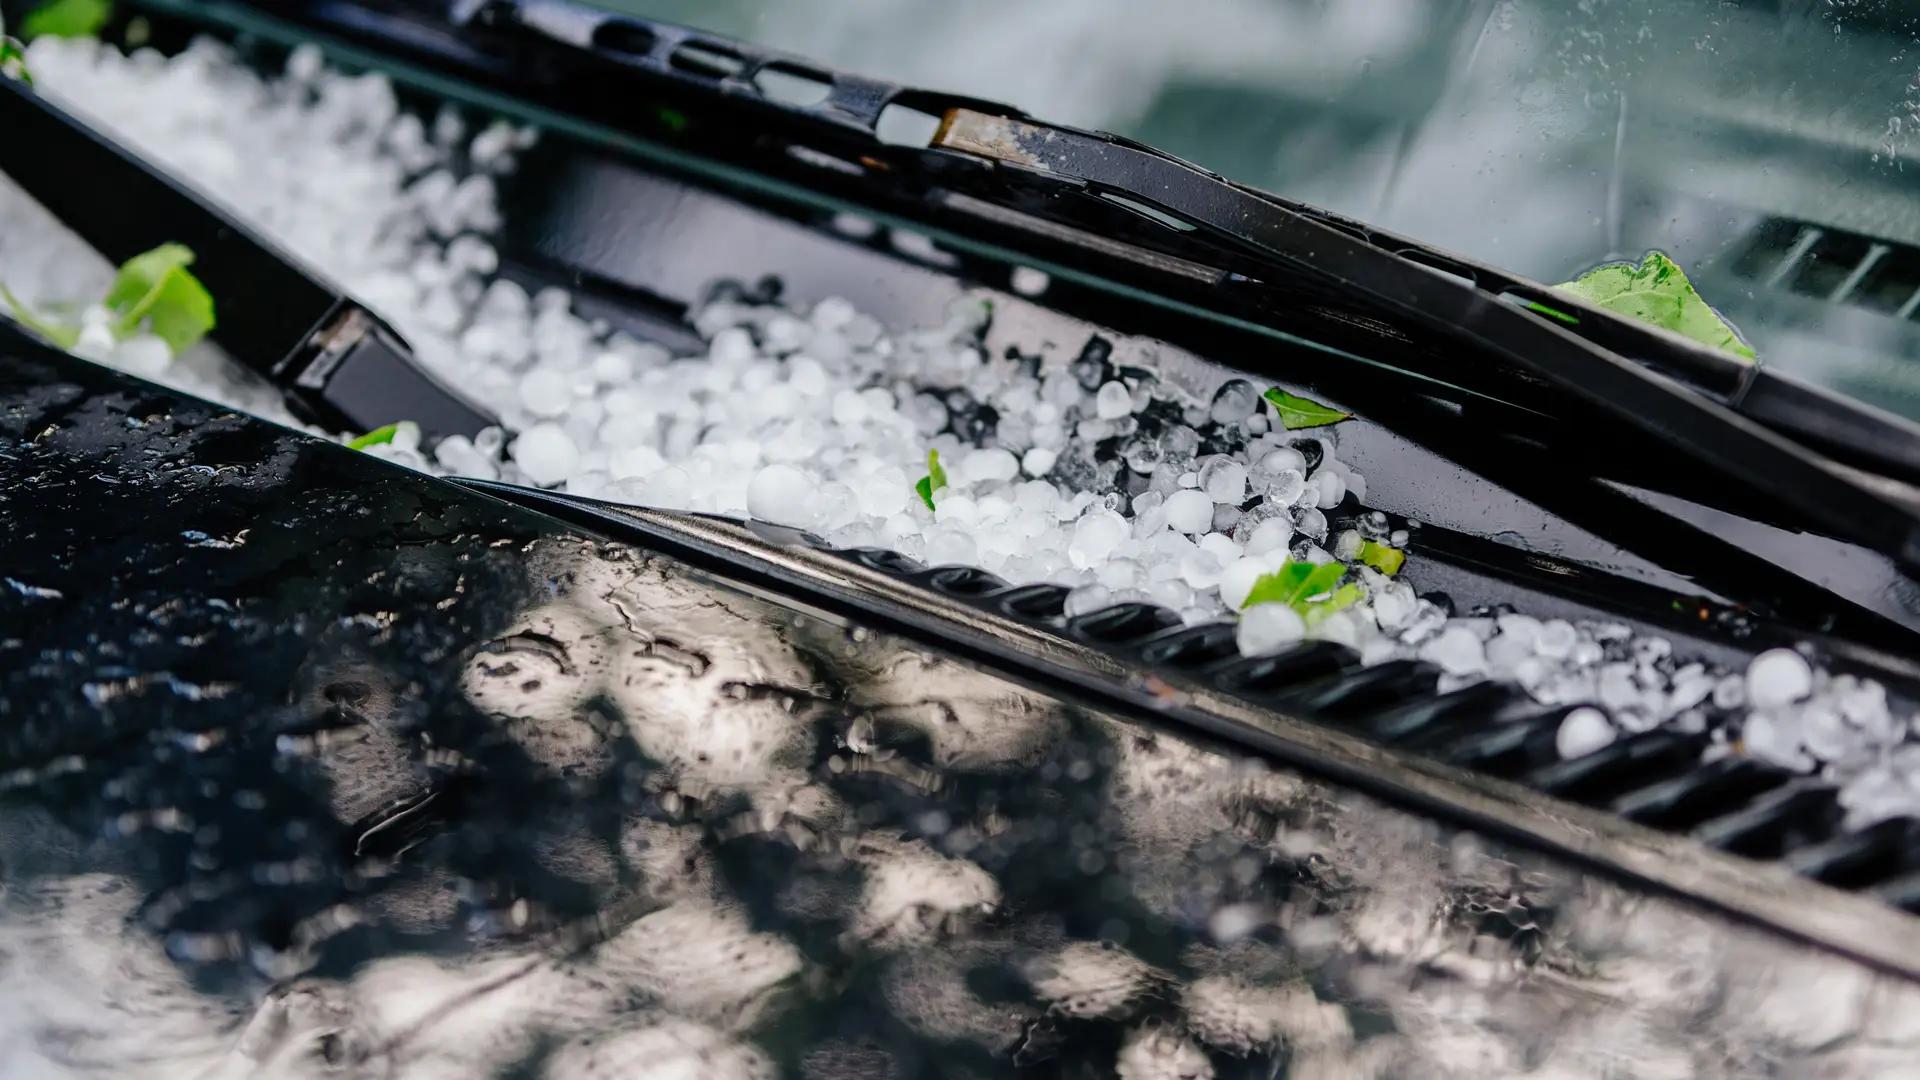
121;0;1920;576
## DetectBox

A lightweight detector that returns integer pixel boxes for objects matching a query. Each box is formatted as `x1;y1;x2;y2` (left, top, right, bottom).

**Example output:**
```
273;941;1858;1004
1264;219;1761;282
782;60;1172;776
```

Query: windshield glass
613;0;1920;422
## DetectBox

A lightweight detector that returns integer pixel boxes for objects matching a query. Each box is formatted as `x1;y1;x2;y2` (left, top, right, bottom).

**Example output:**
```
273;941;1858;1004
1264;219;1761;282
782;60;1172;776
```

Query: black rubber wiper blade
165;0;1920;573
924;110;1920;573
0;75;497;443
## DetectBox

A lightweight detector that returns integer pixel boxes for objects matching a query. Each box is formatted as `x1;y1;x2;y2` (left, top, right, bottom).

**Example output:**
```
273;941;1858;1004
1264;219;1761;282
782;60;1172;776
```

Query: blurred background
600;0;1920;421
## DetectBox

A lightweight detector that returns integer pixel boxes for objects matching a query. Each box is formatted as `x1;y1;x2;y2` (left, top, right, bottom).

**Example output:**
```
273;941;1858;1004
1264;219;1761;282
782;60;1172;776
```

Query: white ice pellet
108;334;171;376
1095;380;1134;420
1556;707;1615;760
1010;266;1050;296
1198;456;1248;504
1420;625;1487;677
1216;557;1269;612
1741;711;1815;772
1534;620;1578;659
746;463;815;528
518;367;572;418
1237;602;1306;656
1069;509;1130;569
963;447;1020;484
1747;648;1813;710
1065;583;1113;618
1163;490;1214;535
1210;379;1259;424
1022;447;1059;476
1314;469;1345;509
1243;516;1293;557
510;423;579;486
925;528;977;566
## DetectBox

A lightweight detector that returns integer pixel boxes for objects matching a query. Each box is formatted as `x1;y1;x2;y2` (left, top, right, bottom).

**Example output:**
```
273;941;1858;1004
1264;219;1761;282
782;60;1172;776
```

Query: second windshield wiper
0;74;497;443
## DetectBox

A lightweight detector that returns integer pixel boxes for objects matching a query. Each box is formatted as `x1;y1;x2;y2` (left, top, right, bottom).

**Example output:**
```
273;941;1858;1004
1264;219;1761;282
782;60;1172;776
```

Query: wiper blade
923;109;1920;571
0;74;497;443
144;0;1920;574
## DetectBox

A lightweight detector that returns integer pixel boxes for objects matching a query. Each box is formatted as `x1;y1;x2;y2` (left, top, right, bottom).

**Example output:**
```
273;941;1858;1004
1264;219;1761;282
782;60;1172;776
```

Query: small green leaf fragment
1358;540;1405;576
1242;559;1347;614
0;281;80;348
1553;252;1754;362
915;448;948;511
346;423;402;450
22;0;113;39
1525;300;1578;325
104;243;216;352
1263;388;1352;430
0;36;30;84
1302;582;1363;627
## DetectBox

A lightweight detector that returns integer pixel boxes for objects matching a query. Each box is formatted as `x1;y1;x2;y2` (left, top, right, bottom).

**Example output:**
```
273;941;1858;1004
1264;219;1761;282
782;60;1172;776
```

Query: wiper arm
171;0;1920;573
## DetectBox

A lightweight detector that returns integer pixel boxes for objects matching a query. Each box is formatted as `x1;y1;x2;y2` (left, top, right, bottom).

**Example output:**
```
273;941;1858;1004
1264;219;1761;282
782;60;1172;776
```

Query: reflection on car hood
1;331;1916;1078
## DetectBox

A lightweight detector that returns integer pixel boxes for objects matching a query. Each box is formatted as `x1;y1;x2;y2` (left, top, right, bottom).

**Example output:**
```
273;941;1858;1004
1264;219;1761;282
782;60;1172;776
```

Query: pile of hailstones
376;292;1915;810
12;34;1917;804
394;287;1912;807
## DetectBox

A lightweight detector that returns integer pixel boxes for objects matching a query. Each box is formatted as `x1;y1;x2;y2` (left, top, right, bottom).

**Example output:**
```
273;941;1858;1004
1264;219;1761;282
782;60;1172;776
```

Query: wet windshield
621;0;1920;422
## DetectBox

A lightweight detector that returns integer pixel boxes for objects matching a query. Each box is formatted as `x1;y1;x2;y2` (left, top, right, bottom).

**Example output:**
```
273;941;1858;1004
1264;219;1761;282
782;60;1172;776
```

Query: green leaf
914;448;947;511
22;0;112;39
1553;252;1754;362
1358;540;1405;576
1263;388;1352;431
0;281;80;348
346;423;402;450
1301;582;1363;627
0;35;30;85
1242;559;1347;613
1525;300;1578;325
104;243;216;353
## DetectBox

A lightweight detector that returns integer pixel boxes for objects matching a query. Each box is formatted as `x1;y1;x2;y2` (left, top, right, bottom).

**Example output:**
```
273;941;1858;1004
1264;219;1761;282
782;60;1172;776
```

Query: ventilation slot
1277;660;1440;721
590;19;657;57
1789;231;1878;299
1138;624;1241;670
1067;603;1183;646
1694;786;1843;860
1853;245;1920;316
923;566;1008;598
670;42;746;80
1610;756;1794;832
1098;192;1198;233
1212;641;1358;697
1359;680;1520;747
875;102;943;147
850;547;922;574
1438;708;1570;778
1524;729;1706;807
1785;817;1920;891
753;65;834;108
996;584;1070;621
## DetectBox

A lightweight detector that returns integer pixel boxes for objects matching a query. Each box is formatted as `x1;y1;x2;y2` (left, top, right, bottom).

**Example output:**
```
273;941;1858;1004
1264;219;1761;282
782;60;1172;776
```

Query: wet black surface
4;282;1920;1080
